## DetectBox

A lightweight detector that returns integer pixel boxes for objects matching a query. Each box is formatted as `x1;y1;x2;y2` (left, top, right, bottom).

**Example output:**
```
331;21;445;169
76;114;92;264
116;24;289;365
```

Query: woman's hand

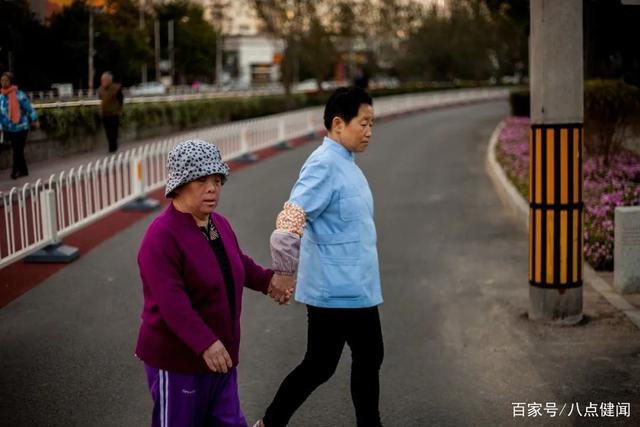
202;340;233;373
268;274;295;305
31;120;40;130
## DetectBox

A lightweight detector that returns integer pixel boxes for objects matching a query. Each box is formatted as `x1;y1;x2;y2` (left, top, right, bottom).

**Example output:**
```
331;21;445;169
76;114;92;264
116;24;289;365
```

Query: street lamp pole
140;0;147;84
154;19;161;82
216;29;223;88
168;20;175;84
212;1;228;89
88;8;94;95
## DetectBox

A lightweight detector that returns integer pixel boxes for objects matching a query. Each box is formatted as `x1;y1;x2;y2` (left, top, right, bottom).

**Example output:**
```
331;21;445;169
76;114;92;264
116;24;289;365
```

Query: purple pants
144;364;248;427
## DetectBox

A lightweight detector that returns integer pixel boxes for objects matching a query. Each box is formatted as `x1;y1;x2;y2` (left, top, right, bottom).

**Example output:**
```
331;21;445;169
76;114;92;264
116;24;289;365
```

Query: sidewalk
597;271;640;314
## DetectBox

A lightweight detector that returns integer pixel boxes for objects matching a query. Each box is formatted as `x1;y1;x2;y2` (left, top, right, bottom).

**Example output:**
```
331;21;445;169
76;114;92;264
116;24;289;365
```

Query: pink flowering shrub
495;117;530;198
496;117;640;271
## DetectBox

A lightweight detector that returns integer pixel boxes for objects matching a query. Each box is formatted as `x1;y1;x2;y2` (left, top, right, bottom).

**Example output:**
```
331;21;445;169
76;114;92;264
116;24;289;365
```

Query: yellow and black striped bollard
529;124;583;318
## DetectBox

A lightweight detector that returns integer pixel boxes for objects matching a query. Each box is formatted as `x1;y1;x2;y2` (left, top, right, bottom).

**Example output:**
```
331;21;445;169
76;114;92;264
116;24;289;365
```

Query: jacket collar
322;136;354;161
168;201;210;228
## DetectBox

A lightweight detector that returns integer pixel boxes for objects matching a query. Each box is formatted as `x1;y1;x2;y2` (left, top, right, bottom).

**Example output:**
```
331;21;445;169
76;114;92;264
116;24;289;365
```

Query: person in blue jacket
0;72;39;179
258;87;383;427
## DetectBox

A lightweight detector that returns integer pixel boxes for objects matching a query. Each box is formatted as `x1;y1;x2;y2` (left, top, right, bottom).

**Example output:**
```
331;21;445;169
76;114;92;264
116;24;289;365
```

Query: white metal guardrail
31;87;285;109
0;88;508;269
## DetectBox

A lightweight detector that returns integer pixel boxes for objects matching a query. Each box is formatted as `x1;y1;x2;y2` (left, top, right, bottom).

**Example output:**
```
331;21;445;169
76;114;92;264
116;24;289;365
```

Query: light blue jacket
0;89;38;133
289;137;382;308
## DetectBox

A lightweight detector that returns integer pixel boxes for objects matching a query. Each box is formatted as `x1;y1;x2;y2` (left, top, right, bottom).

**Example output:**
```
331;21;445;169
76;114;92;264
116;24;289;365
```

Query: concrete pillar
528;0;583;324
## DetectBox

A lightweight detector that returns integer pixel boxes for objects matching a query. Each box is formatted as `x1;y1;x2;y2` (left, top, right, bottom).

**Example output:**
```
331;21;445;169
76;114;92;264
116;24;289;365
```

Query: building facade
223;35;284;87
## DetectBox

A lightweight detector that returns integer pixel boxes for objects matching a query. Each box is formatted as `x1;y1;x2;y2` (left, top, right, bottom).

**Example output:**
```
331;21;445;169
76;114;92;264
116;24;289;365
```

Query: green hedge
36;85;476;145
39;106;100;141
37;94;316;143
509;88;530;117
509;80;640;162
584;79;640;164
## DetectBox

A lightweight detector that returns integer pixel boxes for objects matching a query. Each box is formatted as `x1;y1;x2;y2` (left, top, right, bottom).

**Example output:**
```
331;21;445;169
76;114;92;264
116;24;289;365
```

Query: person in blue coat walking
257;87;384;427
0;72;39;179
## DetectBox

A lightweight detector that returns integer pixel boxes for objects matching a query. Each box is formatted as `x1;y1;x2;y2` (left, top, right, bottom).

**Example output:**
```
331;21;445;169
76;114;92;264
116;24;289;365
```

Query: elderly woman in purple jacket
136;140;290;427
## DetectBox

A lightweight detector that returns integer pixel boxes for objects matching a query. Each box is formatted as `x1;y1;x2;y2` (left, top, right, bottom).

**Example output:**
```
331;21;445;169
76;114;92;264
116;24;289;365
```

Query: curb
485;119;640;330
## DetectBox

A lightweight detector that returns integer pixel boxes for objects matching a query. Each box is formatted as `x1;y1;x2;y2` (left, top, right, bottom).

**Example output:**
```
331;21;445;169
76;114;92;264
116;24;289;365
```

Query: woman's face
0;75;11;89
174;174;224;218
334;104;374;153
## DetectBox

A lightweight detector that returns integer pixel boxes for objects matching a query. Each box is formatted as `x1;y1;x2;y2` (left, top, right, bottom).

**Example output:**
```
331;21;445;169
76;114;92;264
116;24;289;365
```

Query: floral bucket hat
165;139;230;198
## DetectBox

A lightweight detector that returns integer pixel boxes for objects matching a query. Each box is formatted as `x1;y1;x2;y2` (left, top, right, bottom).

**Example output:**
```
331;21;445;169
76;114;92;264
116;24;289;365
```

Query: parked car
192;82;216;93
370;77;401;90
51;83;74;98
321;80;346;91
128;81;167;96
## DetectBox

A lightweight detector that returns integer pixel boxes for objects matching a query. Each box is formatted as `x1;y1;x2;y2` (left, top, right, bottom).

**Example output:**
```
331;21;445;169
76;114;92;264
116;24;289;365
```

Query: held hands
202;340;233;374
268;273;295;305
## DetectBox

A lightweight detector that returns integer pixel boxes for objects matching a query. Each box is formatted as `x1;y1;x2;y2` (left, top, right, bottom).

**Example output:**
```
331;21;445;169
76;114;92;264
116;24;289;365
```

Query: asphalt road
1;100;639;427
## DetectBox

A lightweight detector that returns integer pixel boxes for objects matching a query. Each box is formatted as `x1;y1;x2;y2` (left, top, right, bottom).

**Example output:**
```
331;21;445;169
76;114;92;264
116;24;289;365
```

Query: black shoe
10;172;28;180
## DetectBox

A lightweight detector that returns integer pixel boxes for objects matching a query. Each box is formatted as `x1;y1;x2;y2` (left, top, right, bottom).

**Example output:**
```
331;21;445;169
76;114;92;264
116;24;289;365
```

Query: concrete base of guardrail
235;153;259;163
25;242;80;264
275;141;294;150
123;197;161;212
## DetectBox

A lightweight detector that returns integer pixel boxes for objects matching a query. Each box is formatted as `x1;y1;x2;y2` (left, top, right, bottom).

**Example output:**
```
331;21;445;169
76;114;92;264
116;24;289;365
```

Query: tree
48;0;152;89
0;0;52;90
155;0;218;84
95;0;152;86
252;0;303;95
255;2;370;94
483;0;529;79
584;0;640;87
368;0;423;76
298;9;336;86
48;0;93;89
396;0;529;82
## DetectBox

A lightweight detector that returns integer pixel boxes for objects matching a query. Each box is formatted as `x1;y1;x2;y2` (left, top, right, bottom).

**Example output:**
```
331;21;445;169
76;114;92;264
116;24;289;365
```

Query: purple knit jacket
135;203;274;373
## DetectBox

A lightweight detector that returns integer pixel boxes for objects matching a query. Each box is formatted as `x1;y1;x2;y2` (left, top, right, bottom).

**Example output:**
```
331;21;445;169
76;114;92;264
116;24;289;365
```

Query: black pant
263;305;384;427
103;115;120;153
7;130;28;177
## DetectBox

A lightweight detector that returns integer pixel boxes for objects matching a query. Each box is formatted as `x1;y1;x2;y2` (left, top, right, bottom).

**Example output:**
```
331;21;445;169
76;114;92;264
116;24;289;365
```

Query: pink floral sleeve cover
270;202;306;276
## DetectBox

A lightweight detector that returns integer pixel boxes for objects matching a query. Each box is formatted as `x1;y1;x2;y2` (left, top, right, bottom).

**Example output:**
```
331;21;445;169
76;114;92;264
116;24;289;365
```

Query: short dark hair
1;72;13;83
323;86;373;130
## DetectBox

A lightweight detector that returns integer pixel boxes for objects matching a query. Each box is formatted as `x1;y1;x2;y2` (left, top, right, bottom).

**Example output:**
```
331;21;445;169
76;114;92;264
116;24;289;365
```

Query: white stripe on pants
160;370;168;427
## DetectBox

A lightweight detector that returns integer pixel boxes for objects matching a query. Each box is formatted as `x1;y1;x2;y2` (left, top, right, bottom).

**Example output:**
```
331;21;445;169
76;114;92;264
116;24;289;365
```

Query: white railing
28;84;289;105
31;87;285;109
0;88;508;269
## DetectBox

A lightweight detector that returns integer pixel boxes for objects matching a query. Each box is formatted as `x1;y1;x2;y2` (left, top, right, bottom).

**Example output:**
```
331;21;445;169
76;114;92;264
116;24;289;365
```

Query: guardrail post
123;155;160;212
275;118;293;150
235;126;258;162
25;189;80;263
306;111;315;136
